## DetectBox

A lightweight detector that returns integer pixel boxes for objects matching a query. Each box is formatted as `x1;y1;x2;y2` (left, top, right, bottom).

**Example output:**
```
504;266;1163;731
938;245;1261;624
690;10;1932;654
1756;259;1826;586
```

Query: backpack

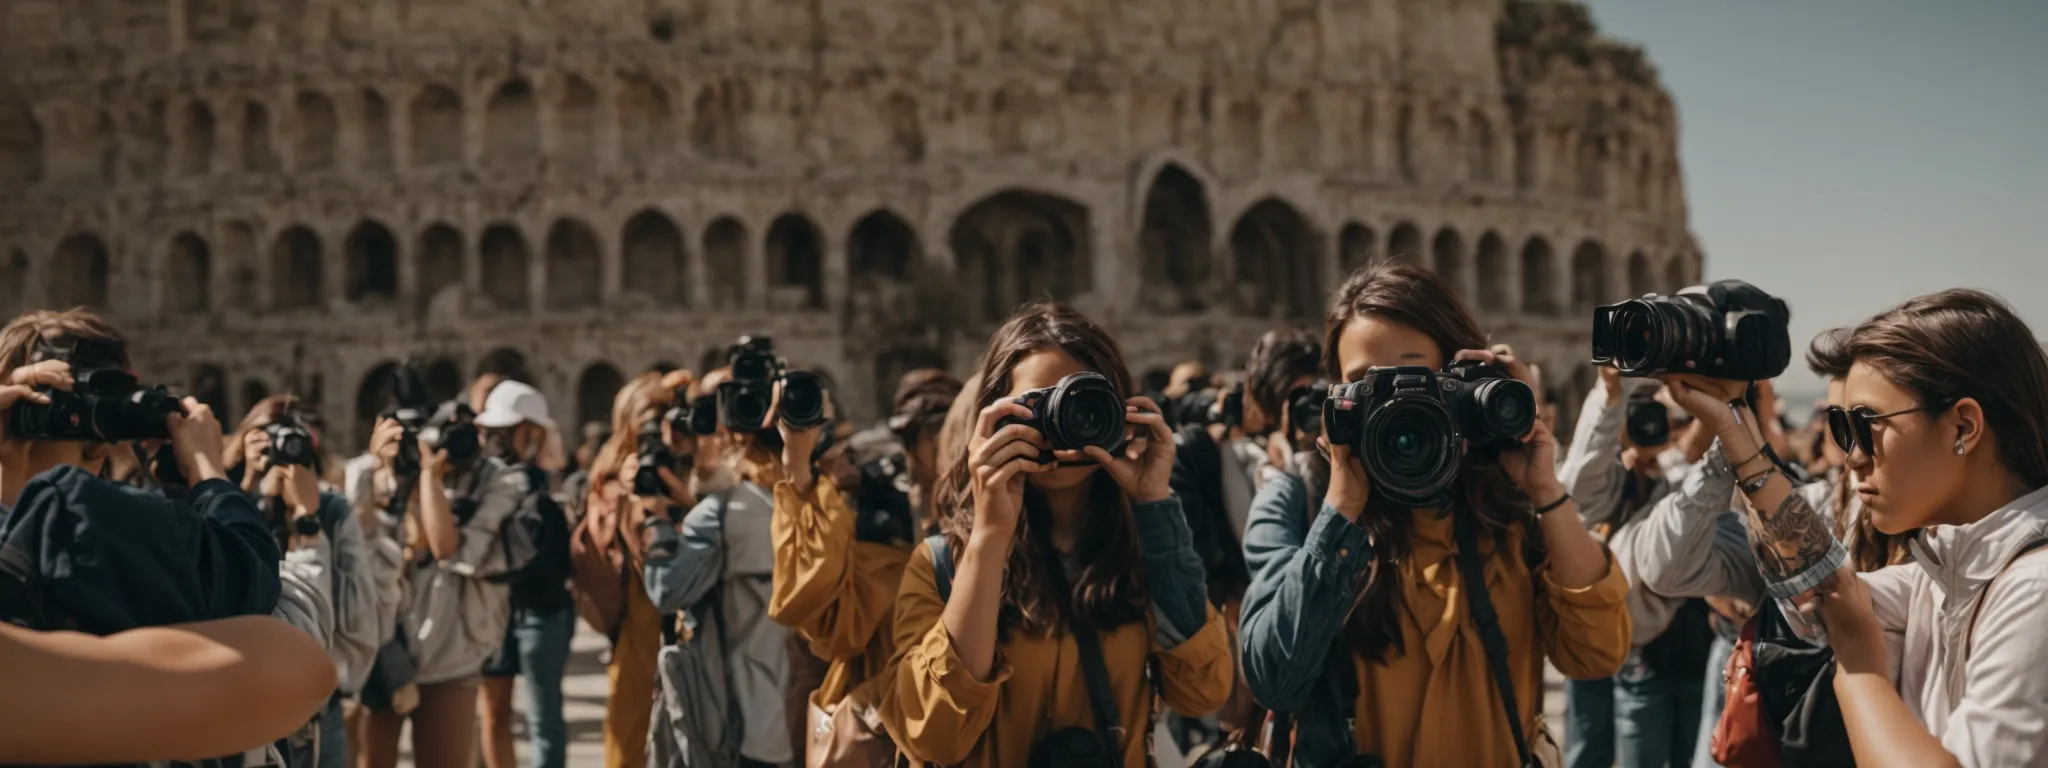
568;482;628;640
649;495;745;768
495;465;571;613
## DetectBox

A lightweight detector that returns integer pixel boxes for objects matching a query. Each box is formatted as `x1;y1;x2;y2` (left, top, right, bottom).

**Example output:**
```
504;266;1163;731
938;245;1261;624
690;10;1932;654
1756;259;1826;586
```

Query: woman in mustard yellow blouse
883;301;1235;768
1239;265;1632;767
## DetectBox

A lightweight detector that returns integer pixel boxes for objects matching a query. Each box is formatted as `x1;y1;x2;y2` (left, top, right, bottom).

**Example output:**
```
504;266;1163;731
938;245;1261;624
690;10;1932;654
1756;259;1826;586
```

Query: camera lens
1468;378;1536;444
689;395;720;435
1044;372;1126;453
439;423;480;461
779;373;827;428
1361;394;1459;504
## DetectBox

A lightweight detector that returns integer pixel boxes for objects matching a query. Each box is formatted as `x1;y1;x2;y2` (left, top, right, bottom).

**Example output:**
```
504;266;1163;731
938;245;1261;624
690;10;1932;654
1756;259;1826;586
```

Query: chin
1029;465;1096;491
1863;497;1919;535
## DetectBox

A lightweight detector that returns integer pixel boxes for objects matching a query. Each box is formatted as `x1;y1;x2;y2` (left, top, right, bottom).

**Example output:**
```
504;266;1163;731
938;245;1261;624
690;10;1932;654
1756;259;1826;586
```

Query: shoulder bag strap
1963;536;2048;658
927;533;955;603
1450;503;1532;768
1041;543;1126;768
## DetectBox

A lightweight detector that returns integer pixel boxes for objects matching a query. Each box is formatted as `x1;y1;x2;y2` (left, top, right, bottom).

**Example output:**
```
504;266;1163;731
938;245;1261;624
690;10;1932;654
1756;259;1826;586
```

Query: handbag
804;686;895;768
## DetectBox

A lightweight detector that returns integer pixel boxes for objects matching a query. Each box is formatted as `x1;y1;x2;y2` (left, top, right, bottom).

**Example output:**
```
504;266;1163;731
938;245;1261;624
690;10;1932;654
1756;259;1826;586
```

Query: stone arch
1386;222;1422;266
294;91;337;171
240;100;278;173
1228;198;1320;319
177;101;215;177
222;222;258;307
1138;163;1212;312
1666;253;1691;291
1571;240;1608;312
880;91;924;163
0;100;41;184
53;234;110;308
165;231;212;314
545;219;604;311
416;224;464;307
344;221;399;302
1521;237;1557;316
849;209;918;283
480;224;531;311
484;79;540;166
702;217;748;311
192;364;230;425
354;361;400;449
477;348;533;386
240;379;271;418
556;75;600;166
620;75;674;159
1;250;26;317
765;213;825;311
949;189;1093;324
410;85;462;167
1476;232;1508;311
1395;100;1417;183
358;88;392;169
1432;228;1466;295
622;209;687;306
1276;91;1319;171
688;80;744;161
1627;249;1653;298
271;226;323;309
1469;110;1496;183
1339;223;1378;275
575;362;626;446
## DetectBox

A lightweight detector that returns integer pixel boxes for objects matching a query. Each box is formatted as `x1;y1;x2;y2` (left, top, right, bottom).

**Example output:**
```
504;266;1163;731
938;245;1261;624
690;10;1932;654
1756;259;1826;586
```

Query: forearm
1718;418;1847;599
1133;496;1209;644
1238;502;1371;711
1537;501;1608;588
1559;385;1627;524
941;529;1012;681
1836;670;1963;768
417;475;460;560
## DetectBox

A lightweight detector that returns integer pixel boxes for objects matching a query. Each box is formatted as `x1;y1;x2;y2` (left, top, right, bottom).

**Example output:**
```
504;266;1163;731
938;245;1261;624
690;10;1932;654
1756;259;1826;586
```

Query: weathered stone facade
0;0;1698;450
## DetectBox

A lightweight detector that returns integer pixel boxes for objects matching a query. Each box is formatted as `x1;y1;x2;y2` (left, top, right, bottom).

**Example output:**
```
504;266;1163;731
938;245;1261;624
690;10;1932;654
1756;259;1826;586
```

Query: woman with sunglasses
1664;289;2048;767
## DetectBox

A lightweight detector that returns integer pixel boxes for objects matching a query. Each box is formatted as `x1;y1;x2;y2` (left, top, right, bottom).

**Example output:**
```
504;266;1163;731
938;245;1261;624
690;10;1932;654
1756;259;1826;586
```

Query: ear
1952;397;1987;456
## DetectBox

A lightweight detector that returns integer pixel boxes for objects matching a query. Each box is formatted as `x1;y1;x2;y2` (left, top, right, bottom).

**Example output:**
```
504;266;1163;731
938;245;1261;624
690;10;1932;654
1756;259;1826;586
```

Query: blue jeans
1568;652;1708;768
1692;633;1737;768
316;694;346;768
486;604;576;768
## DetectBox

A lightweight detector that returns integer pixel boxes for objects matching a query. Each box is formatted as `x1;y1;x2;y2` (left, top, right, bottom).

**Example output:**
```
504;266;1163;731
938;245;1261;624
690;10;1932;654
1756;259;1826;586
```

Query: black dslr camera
1322;363;1536;507
1287;382;1329;439
1591;279;1793;381
1625;391;1672;448
1172;385;1244;432
384;362;481;478
263;413;319;468
8;368;182;442
998;371;1127;455
633;416;672;497
717;336;828;431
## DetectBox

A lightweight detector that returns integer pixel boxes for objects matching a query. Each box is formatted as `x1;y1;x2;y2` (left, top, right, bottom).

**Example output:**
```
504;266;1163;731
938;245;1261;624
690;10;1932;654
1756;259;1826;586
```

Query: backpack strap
927;533;955;604
1450;501;1533;768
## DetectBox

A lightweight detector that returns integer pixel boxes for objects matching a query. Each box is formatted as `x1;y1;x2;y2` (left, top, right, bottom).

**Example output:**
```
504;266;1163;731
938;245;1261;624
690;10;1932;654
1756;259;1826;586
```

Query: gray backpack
647;495;744;768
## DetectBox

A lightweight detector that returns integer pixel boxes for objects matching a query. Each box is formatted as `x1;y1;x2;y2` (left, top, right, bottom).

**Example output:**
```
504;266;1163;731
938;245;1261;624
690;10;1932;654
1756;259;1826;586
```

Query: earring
1955;437;1967;455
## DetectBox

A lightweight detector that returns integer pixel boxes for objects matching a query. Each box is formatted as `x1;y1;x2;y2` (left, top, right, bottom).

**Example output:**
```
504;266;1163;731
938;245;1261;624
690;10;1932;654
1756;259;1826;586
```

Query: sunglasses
1825;400;1954;457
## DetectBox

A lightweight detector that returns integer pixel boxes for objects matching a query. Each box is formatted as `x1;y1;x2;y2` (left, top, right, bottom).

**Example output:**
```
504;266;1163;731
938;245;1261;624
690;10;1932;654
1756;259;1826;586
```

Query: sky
1576;1;2048;393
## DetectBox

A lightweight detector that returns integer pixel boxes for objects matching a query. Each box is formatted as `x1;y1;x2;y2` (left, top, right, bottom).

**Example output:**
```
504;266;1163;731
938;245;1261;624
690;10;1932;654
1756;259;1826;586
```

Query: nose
1845;440;1875;469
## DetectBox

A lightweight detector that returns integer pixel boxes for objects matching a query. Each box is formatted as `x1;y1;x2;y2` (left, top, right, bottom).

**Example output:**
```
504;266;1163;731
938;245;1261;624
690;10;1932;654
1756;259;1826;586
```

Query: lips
1855;484;1879;499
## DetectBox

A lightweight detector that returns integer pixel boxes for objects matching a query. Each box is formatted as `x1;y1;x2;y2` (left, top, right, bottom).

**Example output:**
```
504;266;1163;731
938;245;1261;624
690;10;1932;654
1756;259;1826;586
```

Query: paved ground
401;621;1571;768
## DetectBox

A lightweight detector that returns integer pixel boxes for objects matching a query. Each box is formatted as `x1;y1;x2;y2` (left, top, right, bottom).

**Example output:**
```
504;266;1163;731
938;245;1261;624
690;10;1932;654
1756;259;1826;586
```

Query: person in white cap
470;380;578;768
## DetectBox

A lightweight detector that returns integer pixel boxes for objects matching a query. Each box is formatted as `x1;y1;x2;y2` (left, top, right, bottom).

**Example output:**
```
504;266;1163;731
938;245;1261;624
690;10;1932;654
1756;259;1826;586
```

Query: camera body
716;335;829;432
1625;392;1671;448
1171;386;1243;431
1591;279;1792;380
263;414;319;468
1322;364;1536;507
633;416;672;497
1286;382;1329;439
7;369;182;442
998;371;1127;454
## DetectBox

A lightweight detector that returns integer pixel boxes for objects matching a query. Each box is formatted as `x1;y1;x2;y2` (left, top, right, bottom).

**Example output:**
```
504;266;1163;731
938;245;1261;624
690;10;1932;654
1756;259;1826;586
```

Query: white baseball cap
474;380;555;429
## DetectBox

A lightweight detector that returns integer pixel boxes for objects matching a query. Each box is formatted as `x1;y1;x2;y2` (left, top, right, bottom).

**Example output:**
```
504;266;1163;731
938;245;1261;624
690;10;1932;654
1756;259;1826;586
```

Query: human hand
0;360;70;460
418;441;450;482
368;418;407;464
280;464;321;514
1814;566;1886;674
1500;418;1565;501
1453;344;1539;392
760;378;834;491
1658;374;1749;434
968;399;1050;535
1082;396;1174;504
167;397;227;484
1321;436;1372;521
1598;364;1622;401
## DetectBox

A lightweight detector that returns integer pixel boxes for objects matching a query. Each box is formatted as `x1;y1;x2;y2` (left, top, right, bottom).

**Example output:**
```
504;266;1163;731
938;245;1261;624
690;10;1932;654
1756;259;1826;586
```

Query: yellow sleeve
768;477;906;661
1537;545;1633;680
1155;603;1236;717
881;542;1008;766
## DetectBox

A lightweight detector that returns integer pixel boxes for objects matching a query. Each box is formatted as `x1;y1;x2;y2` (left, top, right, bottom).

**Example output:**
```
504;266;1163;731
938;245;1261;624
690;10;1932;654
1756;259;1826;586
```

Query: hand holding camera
1083;395;1174;505
760;377;836;493
167;397;226;484
968;399;1052;534
1657;374;1749;435
0;360;69;461
1321;351;1537;509
1455;346;1562;500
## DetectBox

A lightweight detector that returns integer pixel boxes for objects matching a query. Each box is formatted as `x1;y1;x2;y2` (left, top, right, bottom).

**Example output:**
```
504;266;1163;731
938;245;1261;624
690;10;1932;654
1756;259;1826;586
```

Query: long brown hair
1320;264;1545;662
1847;289;2048;492
1806;328;1913;571
932;302;1146;636
588;371;672;493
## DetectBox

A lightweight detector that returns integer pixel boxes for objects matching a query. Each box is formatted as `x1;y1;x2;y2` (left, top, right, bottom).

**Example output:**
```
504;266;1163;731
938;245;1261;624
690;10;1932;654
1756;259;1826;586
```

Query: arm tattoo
1745;491;1840;587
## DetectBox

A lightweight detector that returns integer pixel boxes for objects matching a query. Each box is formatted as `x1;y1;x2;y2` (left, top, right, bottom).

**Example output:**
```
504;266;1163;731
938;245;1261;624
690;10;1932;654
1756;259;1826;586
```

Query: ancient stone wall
0;0;1698;450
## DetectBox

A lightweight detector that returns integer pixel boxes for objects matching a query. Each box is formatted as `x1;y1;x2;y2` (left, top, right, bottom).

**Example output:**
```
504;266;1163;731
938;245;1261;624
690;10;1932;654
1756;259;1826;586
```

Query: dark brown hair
0;308;127;378
1806;327;1851;380
893;369;962;415
1319;264;1545;661
1848;289;2048;492
1244;327;1322;426
933;301;1146;636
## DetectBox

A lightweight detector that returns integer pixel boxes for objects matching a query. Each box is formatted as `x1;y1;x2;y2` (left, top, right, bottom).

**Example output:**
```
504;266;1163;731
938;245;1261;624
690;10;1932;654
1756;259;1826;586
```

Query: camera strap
1449;501;1532;768
1039;540;1126;768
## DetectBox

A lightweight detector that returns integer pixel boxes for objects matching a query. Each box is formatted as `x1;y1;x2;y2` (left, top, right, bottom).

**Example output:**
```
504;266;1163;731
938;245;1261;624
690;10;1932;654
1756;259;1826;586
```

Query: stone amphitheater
0;0;1698;452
